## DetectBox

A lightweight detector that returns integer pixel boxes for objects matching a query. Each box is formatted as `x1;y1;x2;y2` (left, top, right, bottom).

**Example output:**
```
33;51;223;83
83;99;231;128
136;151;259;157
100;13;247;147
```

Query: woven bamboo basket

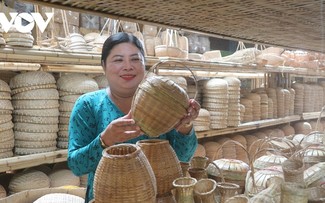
9;71;56;89
136;139;182;198
93;143;156;203
193;178;217;203
280;182;308;203
0;187;86;203
131;61;197;137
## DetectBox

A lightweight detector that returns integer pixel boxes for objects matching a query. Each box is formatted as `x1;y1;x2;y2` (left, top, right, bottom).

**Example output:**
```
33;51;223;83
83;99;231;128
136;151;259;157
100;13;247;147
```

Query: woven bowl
131;75;189;137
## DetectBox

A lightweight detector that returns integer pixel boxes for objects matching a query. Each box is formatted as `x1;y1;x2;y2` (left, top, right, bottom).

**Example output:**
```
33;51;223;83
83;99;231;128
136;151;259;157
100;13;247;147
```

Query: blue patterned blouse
67;89;198;202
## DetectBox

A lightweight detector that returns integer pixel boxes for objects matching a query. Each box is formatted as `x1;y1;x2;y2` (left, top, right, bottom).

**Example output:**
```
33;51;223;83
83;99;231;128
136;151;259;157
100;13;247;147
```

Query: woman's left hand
175;99;201;131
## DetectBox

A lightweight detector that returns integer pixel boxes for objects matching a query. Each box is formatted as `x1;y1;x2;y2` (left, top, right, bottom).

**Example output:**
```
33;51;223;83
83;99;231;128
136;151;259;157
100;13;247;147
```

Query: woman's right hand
100;111;143;146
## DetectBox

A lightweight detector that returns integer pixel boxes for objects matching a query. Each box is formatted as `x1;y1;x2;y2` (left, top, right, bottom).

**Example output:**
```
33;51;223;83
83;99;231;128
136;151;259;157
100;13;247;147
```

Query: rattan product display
202;78;229;129
0;79;14;158
56;73;99;148
93;144;157;203
224;77;241;127
10;71;59;155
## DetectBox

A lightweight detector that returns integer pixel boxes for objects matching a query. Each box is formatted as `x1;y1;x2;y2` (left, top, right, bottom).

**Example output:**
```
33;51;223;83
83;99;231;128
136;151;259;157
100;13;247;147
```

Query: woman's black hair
101;32;145;66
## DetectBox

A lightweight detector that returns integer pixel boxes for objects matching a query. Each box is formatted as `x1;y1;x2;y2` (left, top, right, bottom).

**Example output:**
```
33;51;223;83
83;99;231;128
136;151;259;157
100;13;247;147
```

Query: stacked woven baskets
0;79;14;158
93;75;109;89
56;73;99;149
202;78;229;129
193;108;211;132
10;71;59;155
224;77;241;127
3;27;34;48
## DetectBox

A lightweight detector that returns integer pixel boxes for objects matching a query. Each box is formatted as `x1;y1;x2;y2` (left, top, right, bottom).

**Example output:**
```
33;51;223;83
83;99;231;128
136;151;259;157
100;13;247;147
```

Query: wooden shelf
197;112;325;139
0;150;67;173
1;47;325;77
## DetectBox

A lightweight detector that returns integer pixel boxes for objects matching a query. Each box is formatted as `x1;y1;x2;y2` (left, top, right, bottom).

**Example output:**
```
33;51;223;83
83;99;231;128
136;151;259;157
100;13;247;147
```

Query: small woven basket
131;61;197;137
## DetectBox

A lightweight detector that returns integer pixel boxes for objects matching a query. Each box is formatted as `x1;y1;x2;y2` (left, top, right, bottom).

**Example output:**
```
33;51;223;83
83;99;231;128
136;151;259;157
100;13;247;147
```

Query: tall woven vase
93;144;157;203
136;139;182;202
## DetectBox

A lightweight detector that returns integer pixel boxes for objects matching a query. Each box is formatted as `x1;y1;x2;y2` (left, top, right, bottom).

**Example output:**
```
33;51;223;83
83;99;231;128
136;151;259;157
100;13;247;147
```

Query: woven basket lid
8;170;50;193
224;77;241;86
12;89;59;100
48;169;80;188
14;131;57;141
0;99;13;110
11;84;57;95
14;122;59;133
93;75;109;89
15;140;57;148
57;73;99;93
10;71;56;89
0;79;10;92
14;146;57;155
12;99;59;110
204;78;228;89
13;108;60;117
14;115;59;125
34;193;84;203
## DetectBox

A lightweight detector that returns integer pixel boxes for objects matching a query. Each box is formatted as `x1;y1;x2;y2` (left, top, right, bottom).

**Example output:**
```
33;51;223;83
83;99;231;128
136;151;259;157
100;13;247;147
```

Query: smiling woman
67;32;200;202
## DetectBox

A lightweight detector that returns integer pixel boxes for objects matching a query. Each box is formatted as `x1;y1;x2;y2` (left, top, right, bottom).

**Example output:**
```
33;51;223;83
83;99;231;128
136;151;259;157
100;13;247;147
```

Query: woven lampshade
9;71;56;89
132;75;189;137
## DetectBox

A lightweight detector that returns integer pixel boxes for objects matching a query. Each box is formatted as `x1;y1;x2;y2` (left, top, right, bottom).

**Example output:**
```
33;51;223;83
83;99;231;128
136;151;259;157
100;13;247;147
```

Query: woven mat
25;0;325;53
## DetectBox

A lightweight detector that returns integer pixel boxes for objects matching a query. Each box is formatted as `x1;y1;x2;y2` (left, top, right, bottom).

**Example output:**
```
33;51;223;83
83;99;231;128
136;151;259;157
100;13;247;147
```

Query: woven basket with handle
131;61;197;137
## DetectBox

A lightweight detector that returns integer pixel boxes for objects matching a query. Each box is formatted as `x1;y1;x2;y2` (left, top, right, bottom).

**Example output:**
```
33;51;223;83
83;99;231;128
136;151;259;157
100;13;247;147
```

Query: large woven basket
131;61;196;137
93;143;157;203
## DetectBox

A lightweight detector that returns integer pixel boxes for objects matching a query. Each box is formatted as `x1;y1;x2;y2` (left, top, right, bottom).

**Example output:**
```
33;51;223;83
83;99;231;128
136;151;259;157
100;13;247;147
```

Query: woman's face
104;42;145;96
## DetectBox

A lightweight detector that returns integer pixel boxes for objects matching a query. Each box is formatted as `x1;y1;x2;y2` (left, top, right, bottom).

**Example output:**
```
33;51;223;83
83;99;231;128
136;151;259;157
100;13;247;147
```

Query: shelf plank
0;150;67;173
0;62;41;71
196;115;301;139
1;47;325;76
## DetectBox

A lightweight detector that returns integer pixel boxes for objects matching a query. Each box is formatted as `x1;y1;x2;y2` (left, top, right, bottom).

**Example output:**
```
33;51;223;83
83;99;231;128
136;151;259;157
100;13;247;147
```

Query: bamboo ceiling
23;0;325;53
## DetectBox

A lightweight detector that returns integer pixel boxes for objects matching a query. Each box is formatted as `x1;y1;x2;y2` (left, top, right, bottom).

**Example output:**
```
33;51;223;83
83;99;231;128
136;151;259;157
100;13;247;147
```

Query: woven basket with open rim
93;143;156;203
131;61;197;137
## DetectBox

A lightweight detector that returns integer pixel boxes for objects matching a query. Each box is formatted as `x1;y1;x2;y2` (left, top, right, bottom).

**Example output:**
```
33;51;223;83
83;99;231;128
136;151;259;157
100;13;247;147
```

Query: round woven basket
13;109;60;117
33;193;84;203
0;79;11;92
282;158;305;184
11;84;57;95
13;115;59;125
132;61;196;137
93;144;157;203
12;99;59;110
14;146;57;155
57;73;99;94
48;169;80;188
12;89;59;100
14;131;57;141
280;182;307;203
9;71;56;89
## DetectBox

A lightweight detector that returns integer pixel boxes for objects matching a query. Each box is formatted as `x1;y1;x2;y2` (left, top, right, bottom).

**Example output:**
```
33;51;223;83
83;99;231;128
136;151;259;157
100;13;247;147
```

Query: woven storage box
0;187;85;203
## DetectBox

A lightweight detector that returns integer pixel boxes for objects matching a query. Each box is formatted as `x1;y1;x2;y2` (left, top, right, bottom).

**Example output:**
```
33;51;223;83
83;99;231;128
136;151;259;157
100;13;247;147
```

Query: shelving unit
1;1;325;174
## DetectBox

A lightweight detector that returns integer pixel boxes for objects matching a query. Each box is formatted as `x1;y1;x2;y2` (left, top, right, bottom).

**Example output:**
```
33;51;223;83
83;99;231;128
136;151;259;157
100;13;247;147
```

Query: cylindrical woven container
132;61;195;137
193;178;217;203
136;139;182;197
280;182;307;203
282;158;305;184
93;144;157;203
